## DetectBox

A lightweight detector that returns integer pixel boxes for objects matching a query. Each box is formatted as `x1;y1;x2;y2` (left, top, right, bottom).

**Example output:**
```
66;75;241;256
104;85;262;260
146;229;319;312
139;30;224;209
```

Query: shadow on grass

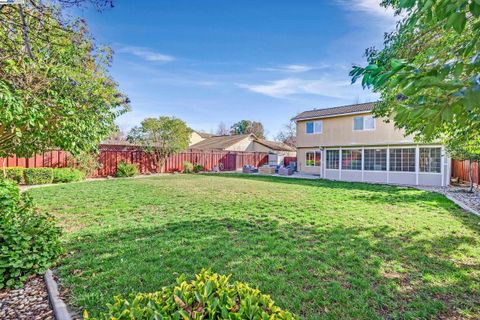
59;217;480;320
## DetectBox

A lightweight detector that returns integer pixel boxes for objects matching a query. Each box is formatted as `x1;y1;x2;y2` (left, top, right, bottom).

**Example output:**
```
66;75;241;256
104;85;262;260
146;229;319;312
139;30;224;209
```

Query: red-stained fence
0;145;269;178
451;159;480;185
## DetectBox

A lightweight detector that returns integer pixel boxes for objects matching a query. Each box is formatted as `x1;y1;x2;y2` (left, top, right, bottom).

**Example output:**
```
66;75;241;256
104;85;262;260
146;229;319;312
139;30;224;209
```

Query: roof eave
292;110;374;122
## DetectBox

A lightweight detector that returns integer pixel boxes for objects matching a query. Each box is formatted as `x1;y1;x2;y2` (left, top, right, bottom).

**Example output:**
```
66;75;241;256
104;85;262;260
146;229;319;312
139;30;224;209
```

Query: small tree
446;136;480;193
127;117;191;172
275;121;297;148
216;122;230;136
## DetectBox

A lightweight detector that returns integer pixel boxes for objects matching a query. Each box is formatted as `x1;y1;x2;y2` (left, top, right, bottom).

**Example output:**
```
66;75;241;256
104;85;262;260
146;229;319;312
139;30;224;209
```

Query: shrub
53;168;85;183
4;167;24;184
84;269;295;320
67;151;101;177
23;168;54;185
116;161;139;177
0;179;20;214
183;161;194;173
193;163;205;173
0;182;63;288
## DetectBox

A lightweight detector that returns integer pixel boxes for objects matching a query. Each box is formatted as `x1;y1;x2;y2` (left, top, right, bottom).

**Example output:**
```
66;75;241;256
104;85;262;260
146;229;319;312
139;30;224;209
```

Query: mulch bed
0;276;54;320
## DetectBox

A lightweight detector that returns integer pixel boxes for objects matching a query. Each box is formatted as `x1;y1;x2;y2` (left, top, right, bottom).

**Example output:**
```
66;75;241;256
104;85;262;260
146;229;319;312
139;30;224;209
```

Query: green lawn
28;174;480;319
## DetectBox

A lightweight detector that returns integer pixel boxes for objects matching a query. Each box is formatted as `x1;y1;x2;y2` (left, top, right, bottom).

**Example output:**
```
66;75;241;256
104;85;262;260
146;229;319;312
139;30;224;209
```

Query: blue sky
77;0;396;138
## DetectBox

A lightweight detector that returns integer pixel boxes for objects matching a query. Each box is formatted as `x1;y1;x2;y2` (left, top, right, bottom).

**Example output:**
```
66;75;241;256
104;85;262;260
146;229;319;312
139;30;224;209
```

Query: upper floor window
353;116;375;131
306;121;323;134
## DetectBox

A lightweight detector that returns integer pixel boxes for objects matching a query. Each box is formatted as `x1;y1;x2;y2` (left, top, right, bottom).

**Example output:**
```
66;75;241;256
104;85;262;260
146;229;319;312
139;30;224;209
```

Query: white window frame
341;148;363;171
419;147;442;174
353;115;376;131
305;151;321;167
389;147;416;172
363;147;387;171
305;121;323;135
326;149;340;170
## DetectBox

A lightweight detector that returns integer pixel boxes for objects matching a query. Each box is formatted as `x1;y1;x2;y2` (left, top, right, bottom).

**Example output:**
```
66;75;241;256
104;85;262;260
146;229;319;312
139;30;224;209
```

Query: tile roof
292;102;377;121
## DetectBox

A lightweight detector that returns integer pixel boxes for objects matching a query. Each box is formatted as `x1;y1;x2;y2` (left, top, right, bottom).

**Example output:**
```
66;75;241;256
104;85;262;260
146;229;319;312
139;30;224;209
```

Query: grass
28;174;480;319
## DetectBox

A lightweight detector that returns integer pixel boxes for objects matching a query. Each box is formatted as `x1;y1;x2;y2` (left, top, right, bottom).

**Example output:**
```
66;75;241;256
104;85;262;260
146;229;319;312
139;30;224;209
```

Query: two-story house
293;102;450;187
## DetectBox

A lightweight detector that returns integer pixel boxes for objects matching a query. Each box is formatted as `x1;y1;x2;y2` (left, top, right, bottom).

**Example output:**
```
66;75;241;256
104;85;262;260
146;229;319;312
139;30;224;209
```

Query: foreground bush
183;161;194;174
53;168;85;183
116;161;139;177
193;163;205;173
23;168;54;185
0;180;62;288
4;167;24;184
85;269;295;320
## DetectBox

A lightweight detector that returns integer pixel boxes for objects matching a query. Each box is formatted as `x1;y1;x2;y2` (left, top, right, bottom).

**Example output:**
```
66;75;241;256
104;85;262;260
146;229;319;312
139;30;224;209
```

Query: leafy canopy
0;2;129;158
351;0;480;145
230;120;265;139
127;117;191;170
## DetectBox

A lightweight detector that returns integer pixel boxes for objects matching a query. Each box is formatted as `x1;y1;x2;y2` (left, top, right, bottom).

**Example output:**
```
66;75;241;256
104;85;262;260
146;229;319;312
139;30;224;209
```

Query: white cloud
336;0;396;21
118;46;175;62
258;64;316;73
237;77;355;99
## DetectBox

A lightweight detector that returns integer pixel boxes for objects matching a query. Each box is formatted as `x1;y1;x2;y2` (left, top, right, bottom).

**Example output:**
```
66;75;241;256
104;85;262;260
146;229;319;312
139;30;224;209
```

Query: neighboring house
189;131;213;146
189;133;296;156
292;102;450;186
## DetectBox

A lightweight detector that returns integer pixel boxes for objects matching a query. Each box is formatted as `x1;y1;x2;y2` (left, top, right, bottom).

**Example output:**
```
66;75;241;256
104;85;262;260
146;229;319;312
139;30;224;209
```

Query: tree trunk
469;159;474;193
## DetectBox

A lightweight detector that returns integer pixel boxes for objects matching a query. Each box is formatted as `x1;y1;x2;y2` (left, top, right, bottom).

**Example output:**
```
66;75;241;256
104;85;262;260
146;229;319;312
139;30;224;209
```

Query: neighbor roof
292;102;377;121
196;131;214;139
255;139;296;152
190;134;253;150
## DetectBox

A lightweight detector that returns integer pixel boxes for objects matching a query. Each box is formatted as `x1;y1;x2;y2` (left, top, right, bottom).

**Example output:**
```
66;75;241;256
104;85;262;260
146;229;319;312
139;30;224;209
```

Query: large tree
0;1;128;161
127;117;191;172
350;0;480;145
230;120;265;138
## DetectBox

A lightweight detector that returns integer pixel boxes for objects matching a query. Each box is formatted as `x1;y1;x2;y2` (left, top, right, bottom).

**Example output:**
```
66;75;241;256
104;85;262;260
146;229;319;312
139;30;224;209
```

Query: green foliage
230;120;265;139
127;117;191;172
0;179;20;213
351;0;480;145
85;269;295;320
24;168;54;185
183;161;194;174
4;167;24;184
0;2;129;159
67;151;101;177
53;168;85;183
193;164;205;173
0;182;62;288
116;161;139;177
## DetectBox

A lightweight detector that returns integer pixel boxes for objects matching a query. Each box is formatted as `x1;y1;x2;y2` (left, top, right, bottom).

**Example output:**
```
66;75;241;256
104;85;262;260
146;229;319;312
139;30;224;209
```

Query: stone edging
44;270;73;320
444;194;480;217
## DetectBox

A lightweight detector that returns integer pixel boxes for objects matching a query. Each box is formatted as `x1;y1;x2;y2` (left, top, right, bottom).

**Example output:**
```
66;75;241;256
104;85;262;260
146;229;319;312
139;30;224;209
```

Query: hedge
23;168;54;185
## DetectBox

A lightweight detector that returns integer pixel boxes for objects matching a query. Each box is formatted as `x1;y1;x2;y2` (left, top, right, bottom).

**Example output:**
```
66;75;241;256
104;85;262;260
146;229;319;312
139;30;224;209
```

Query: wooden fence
451;159;480;185
1;145;269;177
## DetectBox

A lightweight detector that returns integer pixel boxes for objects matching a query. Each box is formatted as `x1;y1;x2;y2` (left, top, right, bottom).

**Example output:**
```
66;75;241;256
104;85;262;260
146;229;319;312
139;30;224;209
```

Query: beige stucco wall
296;112;414;148
189;132;205;146
225;137;255;151
297;148;321;175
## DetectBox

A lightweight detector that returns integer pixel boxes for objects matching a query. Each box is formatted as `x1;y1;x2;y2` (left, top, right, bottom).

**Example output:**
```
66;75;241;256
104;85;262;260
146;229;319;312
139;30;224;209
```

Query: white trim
361;148;365;181
293;111;372;122
441;146;445;187
387;146;390;183
415;145;420;185
339;147;342;180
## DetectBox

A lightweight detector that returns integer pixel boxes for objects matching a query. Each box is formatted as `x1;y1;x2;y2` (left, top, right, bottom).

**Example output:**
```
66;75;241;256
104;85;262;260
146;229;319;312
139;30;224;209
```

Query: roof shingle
292;102;377;121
